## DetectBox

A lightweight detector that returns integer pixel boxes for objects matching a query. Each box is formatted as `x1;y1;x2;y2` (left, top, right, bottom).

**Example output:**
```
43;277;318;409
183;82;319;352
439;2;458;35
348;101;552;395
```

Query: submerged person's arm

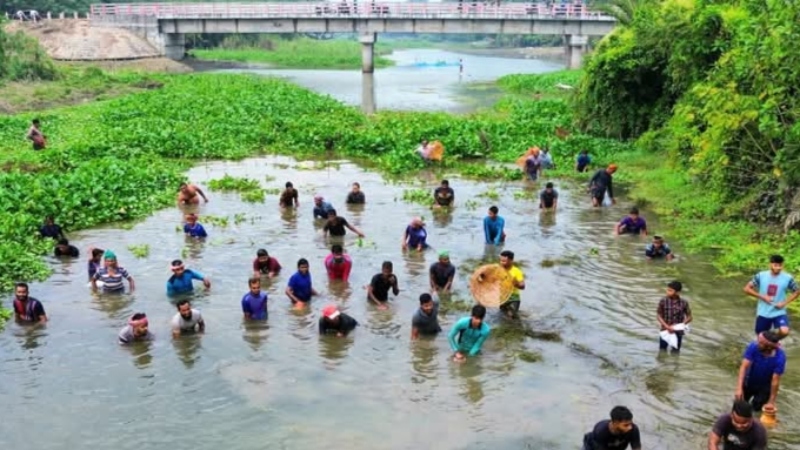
447;321;463;352
494;218;505;245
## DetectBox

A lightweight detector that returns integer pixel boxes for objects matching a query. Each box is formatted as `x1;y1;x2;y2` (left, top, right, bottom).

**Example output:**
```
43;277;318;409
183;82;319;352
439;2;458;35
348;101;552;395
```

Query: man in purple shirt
615;207;648;236
242;277;268;320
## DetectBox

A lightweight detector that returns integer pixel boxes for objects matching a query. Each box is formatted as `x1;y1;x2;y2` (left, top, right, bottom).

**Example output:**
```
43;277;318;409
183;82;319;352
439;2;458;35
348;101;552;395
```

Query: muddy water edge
1;155;799;450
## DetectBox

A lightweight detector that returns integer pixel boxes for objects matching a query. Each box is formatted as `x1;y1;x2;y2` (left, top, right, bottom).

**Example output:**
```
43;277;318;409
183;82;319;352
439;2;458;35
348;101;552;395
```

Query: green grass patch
191;37;395;70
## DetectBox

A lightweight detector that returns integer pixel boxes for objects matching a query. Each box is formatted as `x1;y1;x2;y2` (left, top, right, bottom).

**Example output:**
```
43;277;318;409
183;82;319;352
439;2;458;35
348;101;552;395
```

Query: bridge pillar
564;35;588;69
358;32;377;73
164;33;186;60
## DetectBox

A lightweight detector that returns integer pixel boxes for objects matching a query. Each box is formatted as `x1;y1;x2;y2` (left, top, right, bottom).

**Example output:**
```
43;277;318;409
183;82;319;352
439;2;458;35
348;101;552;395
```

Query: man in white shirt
171;299;205;338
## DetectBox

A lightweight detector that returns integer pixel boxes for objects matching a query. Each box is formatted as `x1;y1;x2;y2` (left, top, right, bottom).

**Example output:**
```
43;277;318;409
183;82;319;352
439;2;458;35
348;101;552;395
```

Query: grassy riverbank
190;38;397;69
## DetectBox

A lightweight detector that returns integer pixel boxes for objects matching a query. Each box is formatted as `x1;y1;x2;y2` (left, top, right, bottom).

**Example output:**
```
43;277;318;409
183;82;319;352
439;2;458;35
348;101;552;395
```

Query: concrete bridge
89;2;616;70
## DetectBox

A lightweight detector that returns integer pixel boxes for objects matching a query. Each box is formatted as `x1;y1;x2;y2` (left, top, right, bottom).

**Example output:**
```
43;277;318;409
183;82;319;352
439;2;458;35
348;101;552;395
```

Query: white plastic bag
602;189;612;206
659;330;679;349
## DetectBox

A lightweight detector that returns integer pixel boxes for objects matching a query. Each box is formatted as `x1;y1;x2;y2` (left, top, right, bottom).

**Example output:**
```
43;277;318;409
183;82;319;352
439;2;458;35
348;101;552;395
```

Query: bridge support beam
359;32;377;73
164;33;186;60
564;34;588;69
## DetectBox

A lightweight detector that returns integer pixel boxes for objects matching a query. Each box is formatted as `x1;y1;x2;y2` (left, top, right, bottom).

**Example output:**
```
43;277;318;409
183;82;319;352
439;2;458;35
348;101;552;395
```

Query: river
2;51;800;450
206;48;564;113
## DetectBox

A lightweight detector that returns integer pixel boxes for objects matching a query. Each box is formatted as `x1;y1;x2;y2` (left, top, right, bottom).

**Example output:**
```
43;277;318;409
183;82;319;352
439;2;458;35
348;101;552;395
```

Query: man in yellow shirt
499;250;526;318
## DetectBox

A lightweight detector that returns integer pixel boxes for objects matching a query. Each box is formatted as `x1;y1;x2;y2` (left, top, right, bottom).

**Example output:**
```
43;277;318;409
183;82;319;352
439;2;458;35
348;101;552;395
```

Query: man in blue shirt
575;150;591;173
166;259;211;296
743;254;799;337
483;206;506;245
313;195;334;219
286;258;319;309
645;235;674;260
242;277;268;320
448;305;491;362
735;331;786;412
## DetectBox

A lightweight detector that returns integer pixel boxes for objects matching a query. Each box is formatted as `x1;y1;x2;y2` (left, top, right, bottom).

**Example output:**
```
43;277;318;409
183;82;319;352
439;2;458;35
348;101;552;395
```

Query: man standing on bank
743;254;799;337
707;400;767;450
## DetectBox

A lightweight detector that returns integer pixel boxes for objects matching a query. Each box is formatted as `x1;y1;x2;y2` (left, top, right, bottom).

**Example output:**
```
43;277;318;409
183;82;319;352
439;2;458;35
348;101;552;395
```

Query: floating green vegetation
464;199;480;211
477;189;501;201
264;175;276;182
401;188;432;205
208;174;261;192
241;189;266;203
459;164;523;181
539;255;580;268
264;187;281;195
127;244;150;259
233;213;247;225
439;295;475;315
513;190;539;200
204;215;230;228
517;349;543;363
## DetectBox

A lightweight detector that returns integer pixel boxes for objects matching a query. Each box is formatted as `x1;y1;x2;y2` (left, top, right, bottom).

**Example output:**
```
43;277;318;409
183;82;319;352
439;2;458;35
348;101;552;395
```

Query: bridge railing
90;2;613;20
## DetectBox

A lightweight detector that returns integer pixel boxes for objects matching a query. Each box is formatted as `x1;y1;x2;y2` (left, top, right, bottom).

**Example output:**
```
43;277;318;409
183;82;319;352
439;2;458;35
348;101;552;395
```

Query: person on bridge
582;406;642;450
589;164;617;207
177;182;208;204
707;400;767;450
616;207;648;236
735;330;786;413
743;254;799;337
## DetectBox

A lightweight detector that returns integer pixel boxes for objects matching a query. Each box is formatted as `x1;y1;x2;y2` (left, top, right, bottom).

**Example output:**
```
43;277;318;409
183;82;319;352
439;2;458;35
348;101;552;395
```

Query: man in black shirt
39;216;65;240
589;164;618;207
323;209;364;238
433;179;455;208
368;261;400;310
583;406;642;450
708;400;767;450
539;182;559;212
346;182;366;204
319;304;358;337
54;239;79;257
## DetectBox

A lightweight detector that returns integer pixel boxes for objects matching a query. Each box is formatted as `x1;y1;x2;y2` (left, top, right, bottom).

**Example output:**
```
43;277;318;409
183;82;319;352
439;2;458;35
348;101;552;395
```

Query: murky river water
2;156;800;449
3;49;800;449
208;48;564;112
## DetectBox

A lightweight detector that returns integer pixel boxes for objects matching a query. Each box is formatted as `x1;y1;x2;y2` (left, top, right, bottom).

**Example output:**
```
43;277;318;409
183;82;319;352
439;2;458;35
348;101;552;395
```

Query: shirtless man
177;182;209;204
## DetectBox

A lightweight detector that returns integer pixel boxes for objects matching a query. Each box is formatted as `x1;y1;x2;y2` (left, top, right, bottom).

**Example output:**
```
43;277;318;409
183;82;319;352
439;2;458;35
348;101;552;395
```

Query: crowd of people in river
14;147;794;449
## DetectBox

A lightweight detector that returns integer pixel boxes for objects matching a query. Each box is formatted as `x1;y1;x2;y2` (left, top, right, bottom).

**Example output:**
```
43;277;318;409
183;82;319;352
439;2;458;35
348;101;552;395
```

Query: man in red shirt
324;245;352;282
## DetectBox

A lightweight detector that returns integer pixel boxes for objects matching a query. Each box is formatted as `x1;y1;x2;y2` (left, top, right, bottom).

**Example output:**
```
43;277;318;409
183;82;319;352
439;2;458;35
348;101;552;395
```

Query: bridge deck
90;2;614;21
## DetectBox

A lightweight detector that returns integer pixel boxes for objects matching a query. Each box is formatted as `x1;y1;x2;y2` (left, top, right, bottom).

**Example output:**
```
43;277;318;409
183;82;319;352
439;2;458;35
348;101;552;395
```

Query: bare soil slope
6;19;161;61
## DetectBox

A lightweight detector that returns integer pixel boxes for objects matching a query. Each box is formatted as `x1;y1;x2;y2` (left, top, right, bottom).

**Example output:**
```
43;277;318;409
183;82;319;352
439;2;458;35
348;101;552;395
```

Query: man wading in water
708;400;767;450
582;406;642;450
743;254;798;337
589;164;618;207
177;182;209;205
735;330;786;413
27;118;46;150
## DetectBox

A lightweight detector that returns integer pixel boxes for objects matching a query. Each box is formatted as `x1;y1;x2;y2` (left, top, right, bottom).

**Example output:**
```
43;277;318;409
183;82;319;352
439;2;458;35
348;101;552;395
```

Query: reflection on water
2;156;800;449
211;49;564;112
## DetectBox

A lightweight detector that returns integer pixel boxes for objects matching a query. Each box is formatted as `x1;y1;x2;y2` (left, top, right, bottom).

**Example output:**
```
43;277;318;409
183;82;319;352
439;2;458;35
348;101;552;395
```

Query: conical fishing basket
428;141;445;161
469;264;515;308
515;146;540;168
